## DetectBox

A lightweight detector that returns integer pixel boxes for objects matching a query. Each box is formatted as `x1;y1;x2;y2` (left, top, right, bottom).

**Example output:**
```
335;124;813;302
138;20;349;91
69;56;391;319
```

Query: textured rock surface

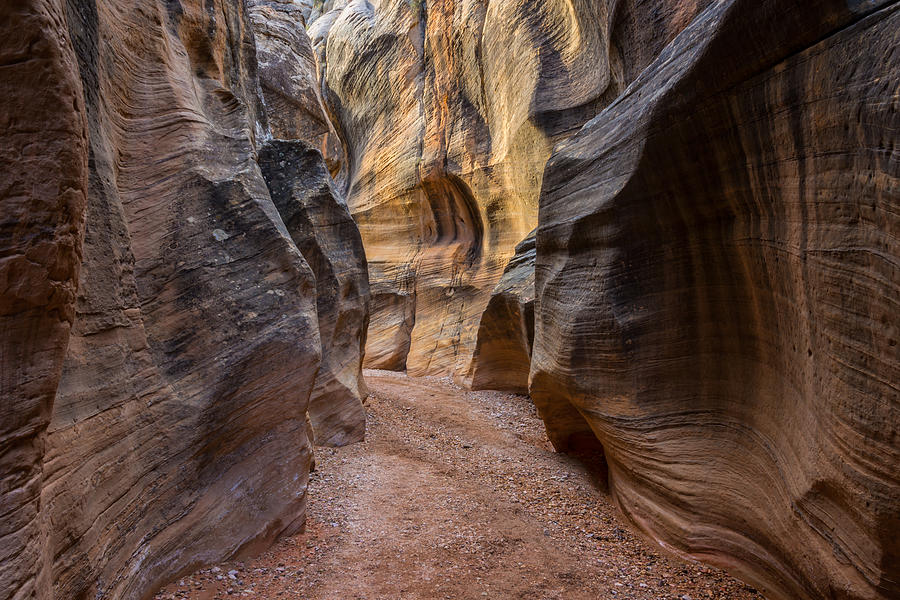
259;140;369;447
249;0;346;181
0;0;375;597
50;1;322;598
531;1;900;599
316;0;622;377
0;2;88;597
470;231;535;394
307;1;347;28
250;1;369;447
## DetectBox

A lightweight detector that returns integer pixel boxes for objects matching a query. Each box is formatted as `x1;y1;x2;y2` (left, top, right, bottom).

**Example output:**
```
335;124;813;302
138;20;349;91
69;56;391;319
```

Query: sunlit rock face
0;0;370;597
313;0;626;377
531;1;900;599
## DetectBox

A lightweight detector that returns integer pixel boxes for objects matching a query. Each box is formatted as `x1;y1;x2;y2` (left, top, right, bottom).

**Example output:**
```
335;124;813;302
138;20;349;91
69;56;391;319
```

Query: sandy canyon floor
156;371;765;600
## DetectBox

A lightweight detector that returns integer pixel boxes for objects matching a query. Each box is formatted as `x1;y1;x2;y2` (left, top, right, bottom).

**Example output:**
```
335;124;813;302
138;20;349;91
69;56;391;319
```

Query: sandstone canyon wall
1;2;88;597
249;0;347;181
1;1;368;598
531;1;900;599
470;231;536;394
259;140;370;446
250;0;370;446
313;0;619;377
464;0;717;391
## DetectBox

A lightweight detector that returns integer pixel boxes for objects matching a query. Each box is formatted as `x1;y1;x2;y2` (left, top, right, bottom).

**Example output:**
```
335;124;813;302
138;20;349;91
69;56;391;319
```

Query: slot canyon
0;0;897;599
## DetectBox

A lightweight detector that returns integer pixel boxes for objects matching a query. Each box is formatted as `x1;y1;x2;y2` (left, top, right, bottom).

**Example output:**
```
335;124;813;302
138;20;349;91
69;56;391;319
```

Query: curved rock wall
259;140;370;447
464;0;714;391
250;1;370;447
531;1;900;598
2;0;369;598
314;0;615;377
470;231;535;394
48;1;320;597
0;2;88;597
249;0;347;181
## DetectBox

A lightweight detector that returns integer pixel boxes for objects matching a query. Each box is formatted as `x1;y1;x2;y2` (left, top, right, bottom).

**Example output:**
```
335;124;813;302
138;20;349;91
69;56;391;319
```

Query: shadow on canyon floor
156;371;764;600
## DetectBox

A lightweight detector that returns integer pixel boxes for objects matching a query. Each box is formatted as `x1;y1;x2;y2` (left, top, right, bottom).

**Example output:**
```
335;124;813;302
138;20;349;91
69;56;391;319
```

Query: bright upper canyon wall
312;0;621;376
531;1;899;599
1;0;367;598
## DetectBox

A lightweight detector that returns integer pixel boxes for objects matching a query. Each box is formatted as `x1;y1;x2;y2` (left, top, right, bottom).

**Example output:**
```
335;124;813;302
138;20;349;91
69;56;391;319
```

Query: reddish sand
156;371;764;600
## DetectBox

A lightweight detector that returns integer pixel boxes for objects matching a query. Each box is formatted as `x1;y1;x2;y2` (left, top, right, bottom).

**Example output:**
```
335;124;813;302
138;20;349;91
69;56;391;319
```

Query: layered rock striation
313;0;618;377
531;1;900;598
0;2;88;597
463;0;716;390
250;0;370;446
2;0;368;598
249;0;347;181
259;140;369;447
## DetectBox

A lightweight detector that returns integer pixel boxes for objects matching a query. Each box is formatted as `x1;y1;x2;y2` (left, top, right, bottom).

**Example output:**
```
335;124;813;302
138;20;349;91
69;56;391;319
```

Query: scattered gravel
156;370;765;600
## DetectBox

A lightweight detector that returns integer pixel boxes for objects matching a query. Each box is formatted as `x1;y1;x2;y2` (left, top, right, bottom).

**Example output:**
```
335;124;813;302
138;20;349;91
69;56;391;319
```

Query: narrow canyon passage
156;373;763;600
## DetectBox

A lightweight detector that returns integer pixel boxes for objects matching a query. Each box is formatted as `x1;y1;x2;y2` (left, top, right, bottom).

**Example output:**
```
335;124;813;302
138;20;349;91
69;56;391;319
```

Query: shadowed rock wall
0;2;88;597
47;1;320;597
2;0;368;598
470;231;536;394
259;140;370;447
249;0;347;181
464;0;715;391
250;0;370;447
531;1;900;598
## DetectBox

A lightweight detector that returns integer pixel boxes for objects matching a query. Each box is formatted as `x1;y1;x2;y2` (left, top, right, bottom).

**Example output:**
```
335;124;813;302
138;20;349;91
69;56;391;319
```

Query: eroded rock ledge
259;140;370;447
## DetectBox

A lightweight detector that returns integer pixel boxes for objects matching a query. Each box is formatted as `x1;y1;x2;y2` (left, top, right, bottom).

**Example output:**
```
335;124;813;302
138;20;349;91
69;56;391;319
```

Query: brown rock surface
249;0;346;180
317;0;622;377
1;0;371;597
46;1;322;598
259;140;370;447
531;1;900;599
250;1;369;447
0;2;88;597
470;230;536;394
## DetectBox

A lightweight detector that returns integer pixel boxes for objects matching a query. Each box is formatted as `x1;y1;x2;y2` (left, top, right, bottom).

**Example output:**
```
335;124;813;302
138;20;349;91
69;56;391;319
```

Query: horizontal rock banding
531;1;900;598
